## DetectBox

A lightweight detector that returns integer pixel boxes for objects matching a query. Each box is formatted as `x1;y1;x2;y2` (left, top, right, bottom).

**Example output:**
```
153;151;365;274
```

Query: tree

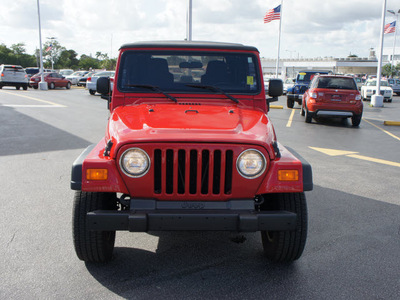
0;43;36;67
43;40;65;69
100;58;116;70
78;54;100;70
57;49;79;69
382;63;400;77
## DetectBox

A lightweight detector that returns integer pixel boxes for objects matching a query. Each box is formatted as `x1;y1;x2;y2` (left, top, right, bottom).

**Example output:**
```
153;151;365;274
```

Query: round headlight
237;149;266;179
120;148;150;178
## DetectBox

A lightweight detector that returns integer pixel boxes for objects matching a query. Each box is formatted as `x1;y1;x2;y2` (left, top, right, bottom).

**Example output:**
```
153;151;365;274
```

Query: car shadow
0;106;91;155
84;185;400;299
310;116;360;128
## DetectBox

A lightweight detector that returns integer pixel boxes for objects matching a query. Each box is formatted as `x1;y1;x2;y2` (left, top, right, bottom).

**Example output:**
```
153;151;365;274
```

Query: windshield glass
117;50;260;93
297;72;315;82
366;80;389;87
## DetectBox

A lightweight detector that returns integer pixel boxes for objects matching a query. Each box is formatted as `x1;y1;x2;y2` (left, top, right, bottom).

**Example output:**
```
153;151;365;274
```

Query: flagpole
392;21;397;75
275;0;283;78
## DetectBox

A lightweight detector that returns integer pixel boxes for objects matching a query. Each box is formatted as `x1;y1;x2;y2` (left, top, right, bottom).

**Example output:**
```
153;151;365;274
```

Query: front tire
261;193;308;262
287;97;294;108
73;191;117;262
66;82;71;89
89;89;96;95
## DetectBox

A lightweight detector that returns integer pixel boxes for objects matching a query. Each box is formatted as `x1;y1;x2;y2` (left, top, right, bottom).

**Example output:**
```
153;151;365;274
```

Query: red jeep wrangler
71;41;312;263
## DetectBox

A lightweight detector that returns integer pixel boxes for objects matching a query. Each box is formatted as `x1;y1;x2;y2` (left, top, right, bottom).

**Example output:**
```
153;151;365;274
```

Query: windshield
297;72;315;82
95;71;114;77
366;80;389;87
117;50;260;94
296;72;328;83
71;71;84;76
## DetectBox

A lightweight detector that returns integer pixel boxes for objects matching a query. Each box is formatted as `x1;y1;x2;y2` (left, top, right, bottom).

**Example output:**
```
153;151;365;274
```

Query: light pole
372;0;387;108
387;9;399;77
46;36;57;70
36;0;47;90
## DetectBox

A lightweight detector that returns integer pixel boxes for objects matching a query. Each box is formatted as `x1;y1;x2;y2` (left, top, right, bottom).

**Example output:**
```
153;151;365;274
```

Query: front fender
71;144;96;190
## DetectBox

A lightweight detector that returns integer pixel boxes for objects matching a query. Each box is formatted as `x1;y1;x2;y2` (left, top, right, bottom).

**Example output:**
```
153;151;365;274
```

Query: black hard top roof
120;40;259;52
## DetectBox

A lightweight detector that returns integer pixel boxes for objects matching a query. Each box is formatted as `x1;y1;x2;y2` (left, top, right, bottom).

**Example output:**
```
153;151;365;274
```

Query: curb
384;121;400;126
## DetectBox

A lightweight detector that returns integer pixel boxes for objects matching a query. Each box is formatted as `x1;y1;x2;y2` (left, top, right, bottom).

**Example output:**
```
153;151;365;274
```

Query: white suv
0;64;29;90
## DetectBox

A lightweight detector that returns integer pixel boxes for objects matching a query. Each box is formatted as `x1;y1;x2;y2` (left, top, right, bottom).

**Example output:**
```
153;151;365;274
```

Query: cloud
0;0;398;60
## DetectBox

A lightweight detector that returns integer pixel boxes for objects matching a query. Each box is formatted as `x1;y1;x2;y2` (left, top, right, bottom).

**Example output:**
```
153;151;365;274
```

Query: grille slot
153;148;233;196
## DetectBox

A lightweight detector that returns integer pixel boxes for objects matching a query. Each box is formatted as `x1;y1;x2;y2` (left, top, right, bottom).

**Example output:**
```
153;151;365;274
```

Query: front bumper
87;199;297;232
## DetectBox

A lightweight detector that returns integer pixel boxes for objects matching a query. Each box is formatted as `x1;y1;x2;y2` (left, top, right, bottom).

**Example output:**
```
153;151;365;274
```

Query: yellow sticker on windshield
247;76;254;85
299;72;307;75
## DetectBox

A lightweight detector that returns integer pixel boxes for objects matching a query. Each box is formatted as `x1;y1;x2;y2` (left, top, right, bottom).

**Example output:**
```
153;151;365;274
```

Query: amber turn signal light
86;169;108;180
278;170;299;181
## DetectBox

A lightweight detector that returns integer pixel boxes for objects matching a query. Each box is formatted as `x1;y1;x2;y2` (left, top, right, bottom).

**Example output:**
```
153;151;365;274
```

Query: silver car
388;78;400;96
87;71;115;95
0;64;29;90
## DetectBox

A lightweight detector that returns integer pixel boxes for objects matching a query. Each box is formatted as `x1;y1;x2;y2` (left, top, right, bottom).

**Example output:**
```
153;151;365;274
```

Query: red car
301;75;363;126
71;41;313;263
30;72;71;89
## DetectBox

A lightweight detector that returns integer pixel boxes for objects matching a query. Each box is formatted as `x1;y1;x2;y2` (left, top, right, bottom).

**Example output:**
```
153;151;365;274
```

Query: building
262;48;399;78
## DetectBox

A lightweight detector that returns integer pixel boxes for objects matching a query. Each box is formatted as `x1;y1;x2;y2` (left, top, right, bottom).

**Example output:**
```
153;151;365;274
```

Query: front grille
153;148;233;196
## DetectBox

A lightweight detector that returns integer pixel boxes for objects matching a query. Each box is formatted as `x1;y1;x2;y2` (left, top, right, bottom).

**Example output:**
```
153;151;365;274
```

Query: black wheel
33;85;38;89
73;191;117;262
388;99;392;103
261;193;308;262
23;84;28;90
300;105;305;116
16;86;20;90
66;82;71;89
305;108;312;123
89;89;96;95
49;82;55;89
352;114;362;126
287;97;294;108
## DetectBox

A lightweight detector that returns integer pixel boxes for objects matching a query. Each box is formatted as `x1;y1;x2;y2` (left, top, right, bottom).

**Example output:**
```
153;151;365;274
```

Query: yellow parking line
0;90;66;107
363;118;400;142
286;109;295;127
347;154;400;168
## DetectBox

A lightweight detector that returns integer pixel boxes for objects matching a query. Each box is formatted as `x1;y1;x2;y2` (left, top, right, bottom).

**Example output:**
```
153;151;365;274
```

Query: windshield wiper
186;84;239;103
125;84;177;103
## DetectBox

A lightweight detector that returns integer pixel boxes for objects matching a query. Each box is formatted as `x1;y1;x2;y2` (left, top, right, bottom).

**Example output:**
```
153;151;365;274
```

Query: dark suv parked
286;70;329;108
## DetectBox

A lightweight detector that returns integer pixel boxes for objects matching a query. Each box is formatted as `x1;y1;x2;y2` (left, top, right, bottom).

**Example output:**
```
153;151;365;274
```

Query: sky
0;0;399;60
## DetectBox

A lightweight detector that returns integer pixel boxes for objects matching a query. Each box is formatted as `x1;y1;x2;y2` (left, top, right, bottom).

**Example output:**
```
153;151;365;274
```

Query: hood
107;103;276;157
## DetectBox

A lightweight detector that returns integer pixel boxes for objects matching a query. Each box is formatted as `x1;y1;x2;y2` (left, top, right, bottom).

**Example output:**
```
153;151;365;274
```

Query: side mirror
268;79;283;97
97;77;110;95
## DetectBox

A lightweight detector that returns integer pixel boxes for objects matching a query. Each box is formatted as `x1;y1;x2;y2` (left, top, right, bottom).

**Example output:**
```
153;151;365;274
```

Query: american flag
264;5;281;24
45;44;52;52
384;21;396;34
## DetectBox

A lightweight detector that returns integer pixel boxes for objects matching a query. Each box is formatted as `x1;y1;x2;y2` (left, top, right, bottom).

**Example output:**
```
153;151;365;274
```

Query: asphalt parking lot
0;87;399;299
